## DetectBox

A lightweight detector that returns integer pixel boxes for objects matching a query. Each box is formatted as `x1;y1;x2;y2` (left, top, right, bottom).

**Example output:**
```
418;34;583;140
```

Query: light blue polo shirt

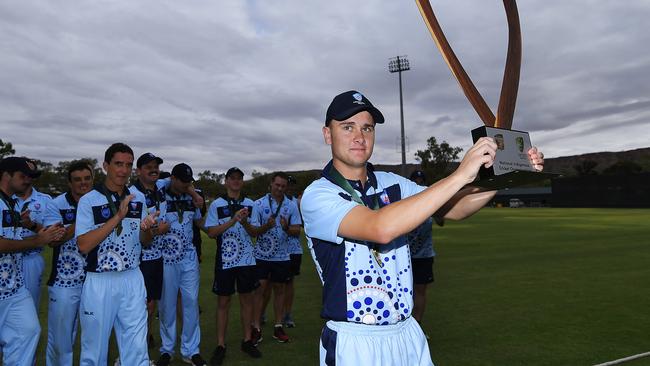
0;192;24;300
204;196;258;270
129;182;167;261
286;196;303;255
43;192;86;288
301;161;424;326
253;193;301;262
14;187;52;255
75;185;147;273
408;217;436;259
159;186;201;265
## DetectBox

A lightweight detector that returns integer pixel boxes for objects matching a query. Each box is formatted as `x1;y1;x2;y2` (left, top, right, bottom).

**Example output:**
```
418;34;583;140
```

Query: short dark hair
104;143;134;164
270;171;289;183
67;161;94;182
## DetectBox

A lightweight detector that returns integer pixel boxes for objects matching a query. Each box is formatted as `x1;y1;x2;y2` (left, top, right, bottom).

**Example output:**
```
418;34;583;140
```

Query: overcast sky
2;0;649;176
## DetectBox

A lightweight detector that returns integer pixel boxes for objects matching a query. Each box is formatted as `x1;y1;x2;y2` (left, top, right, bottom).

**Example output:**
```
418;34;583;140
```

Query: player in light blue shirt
282;177;303;328
43;160;94;366
155;163;207;366
14;162;52;311
301;90;545;365
76;143;158;366
129;152;170;352
204;167;262;364
251;172;301;343
0;156;64;366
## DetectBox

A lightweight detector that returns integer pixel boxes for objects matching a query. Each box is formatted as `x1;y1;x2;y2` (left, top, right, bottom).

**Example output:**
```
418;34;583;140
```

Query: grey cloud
1;0;648;175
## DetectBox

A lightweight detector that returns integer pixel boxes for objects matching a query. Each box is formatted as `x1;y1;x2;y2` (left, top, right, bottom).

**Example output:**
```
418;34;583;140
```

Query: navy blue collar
321;160;378;193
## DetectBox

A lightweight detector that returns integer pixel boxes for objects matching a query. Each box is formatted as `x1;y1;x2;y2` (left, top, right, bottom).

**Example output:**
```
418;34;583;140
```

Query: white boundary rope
593;351;650;366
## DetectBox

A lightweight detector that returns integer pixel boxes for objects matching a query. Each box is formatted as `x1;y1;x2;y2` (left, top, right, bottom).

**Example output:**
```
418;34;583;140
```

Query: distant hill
230;147;650;199
372;147;650;178
540;147;650;175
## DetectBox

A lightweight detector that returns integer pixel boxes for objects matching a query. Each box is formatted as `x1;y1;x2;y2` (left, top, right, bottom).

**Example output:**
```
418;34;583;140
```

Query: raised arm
77;195;133;254
337;138;498;244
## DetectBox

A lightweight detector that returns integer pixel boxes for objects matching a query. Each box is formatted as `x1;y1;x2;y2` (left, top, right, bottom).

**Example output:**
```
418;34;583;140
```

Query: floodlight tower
388;55;410;177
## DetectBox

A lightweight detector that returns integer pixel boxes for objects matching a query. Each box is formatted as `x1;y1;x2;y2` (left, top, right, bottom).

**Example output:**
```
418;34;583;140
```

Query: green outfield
33;208;650;365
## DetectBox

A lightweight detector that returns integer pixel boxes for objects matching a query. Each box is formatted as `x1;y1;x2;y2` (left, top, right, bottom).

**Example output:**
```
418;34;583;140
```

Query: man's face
171;176;192;194
270;176;288;198
137;161;160;186
225;173;244;192
103;152;134;189
69;169;93;197
5;171;30;195
323;111;375;169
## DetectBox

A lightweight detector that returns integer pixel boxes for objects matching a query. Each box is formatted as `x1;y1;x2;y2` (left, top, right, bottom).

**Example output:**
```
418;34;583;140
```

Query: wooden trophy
415;0;556;189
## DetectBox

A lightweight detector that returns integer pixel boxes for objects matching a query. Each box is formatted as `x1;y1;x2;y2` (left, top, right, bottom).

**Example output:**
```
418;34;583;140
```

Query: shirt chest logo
379;190;391;205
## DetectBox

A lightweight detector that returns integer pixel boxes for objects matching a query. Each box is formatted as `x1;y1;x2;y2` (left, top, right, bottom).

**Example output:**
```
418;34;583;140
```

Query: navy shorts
212;265;259;296
255;259;292;283
288;254;302;277
411;257;435;285
139;257;163;301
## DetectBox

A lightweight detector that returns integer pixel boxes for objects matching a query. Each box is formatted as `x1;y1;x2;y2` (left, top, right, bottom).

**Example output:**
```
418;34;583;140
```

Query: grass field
30;208;650;365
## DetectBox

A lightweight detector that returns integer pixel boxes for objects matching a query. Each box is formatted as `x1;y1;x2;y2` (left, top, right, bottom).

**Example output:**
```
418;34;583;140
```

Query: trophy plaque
415;0;557;189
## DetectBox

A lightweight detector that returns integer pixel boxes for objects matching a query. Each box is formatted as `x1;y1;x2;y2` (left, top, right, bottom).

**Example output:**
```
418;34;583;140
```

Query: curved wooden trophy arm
495;0;521;129
415;0;522;130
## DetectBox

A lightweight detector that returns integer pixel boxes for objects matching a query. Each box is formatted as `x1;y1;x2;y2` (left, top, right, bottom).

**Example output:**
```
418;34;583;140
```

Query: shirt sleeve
288;201;302;226
204;201;220;228
43;198;62;227
301;181;358;244
394;173;427;198
75;195;95;238
155;177;171;190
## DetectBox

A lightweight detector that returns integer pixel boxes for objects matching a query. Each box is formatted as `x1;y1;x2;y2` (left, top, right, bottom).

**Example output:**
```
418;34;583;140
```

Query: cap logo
26;161;36;170
353;92;363;101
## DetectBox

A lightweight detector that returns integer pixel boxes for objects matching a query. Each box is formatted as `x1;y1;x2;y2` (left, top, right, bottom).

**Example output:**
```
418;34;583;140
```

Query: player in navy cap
204;167;263;364
155;163;208;366
0;156;64;365
13;158;52;314
130;152;170;351
75;143;158;365
301;90;545;365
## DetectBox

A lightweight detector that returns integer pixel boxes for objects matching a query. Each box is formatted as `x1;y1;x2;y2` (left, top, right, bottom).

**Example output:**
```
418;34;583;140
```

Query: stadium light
388;55;410;177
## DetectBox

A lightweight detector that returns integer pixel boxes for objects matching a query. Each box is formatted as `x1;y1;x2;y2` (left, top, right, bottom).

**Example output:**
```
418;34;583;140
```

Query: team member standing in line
0;157;64;366
44;161;94;365
204;167;262;365
76;143;158;366
252;172;301;343
282;177;302;328
156;163;207;366
300;91;545;365
129;153;170;350
14;159;52;311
